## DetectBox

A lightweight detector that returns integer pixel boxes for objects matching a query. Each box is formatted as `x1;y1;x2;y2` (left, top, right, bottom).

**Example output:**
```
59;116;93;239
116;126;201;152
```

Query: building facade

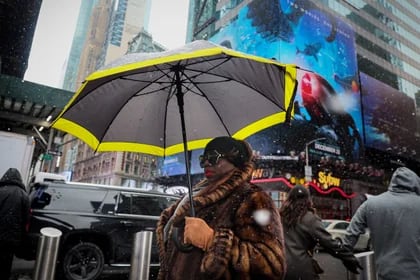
182;0;419;217
57;0;166;187
188;0;419;100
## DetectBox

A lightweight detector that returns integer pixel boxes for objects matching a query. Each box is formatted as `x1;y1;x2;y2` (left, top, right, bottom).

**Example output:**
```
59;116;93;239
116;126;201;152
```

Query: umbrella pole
175;68;195;217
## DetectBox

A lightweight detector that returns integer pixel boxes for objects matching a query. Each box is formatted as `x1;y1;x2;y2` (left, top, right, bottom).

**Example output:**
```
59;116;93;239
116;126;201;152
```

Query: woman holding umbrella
156;136;286;280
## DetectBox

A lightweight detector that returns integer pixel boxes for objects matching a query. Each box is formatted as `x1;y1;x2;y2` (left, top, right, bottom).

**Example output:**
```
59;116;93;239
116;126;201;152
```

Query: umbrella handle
172;226;194;252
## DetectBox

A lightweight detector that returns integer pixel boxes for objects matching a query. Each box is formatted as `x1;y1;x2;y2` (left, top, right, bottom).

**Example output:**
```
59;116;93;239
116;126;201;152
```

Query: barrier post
33;227;62;280
347;251;377;280
129;231;153;280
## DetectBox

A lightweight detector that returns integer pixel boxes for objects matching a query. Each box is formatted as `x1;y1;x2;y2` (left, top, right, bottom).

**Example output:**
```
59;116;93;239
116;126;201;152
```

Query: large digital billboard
360;72;419;160
158;0;365;176
211;0;363;163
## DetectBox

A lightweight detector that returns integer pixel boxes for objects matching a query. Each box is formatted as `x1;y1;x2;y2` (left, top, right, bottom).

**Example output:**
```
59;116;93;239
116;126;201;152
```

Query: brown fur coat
156;163;286;280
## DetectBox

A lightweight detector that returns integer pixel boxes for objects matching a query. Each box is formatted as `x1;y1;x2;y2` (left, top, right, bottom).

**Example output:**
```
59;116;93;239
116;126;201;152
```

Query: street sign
47;150;62;157
42;154;53;161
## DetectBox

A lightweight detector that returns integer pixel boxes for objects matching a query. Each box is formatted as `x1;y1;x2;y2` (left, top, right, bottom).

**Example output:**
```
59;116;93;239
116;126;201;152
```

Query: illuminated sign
252;168;275;179
318;171;340;188
314;143;340;155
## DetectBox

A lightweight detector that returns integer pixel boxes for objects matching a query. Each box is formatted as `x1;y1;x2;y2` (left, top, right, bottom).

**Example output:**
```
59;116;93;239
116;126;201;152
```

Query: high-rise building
0;0;42;78
63;0;152;92
181;1;419;214
104;0;152;64
188;0;419;100
62;0;98;92
58;0;164;187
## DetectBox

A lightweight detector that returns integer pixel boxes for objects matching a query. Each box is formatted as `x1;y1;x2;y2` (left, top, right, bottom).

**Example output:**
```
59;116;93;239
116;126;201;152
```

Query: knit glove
342;258;363;274
184;217;214;251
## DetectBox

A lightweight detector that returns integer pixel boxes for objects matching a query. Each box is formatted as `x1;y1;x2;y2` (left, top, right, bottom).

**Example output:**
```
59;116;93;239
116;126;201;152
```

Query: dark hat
287;185;310;200
204;136;252;168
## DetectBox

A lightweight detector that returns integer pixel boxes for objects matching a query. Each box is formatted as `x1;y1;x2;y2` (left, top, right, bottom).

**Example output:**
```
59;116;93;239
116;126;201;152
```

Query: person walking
343;167;420;280
156;136;286;280
279;185;361;280
0;168;30;279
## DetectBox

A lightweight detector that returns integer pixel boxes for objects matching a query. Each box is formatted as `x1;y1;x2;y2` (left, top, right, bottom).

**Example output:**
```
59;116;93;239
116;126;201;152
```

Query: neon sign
318;171;340;188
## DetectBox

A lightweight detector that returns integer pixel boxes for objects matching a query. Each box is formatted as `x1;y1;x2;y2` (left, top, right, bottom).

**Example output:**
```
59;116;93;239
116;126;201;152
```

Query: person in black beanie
156;136;286;280
280;185;361;280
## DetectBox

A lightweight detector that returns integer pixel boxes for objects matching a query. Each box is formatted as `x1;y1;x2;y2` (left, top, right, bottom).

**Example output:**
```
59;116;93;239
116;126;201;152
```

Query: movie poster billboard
210;0;363;163
360;72;419;160
158;0;364;176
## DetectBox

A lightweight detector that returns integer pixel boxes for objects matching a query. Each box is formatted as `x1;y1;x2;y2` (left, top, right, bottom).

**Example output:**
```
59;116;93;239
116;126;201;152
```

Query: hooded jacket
344;167;420;280
156;163;286;280
0;168;30;248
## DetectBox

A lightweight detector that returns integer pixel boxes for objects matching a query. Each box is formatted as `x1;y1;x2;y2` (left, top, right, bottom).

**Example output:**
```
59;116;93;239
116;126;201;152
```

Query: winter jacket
156;163;286;280
283;210;359;280
0;168;30;248
344;167;420;280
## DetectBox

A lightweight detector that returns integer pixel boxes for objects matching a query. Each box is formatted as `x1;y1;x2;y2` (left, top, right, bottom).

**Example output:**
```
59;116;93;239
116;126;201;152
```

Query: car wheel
62;242;104;280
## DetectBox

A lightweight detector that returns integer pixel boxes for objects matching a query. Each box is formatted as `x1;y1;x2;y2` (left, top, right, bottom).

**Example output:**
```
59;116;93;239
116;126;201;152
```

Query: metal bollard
33;227;62;280
347;251;377;280
129;231;153;280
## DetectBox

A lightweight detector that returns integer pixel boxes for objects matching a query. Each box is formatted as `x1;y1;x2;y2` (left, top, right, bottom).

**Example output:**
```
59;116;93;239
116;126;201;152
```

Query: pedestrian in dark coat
344;167;420;280
280;185;361;280
156;137;286;280
0;168;30;279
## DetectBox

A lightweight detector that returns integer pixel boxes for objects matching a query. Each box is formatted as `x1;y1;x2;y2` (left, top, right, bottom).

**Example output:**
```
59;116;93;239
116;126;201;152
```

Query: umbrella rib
179;71;232;136
181;62;288;113
183;56;288;110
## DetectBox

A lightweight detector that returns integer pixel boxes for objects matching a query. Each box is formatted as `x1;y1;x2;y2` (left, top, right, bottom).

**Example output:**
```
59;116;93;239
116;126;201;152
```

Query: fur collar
171;162;254;224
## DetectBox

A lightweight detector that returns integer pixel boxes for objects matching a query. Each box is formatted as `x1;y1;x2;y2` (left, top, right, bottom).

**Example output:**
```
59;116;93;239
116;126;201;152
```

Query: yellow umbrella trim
87;46;290;82
53;110;290;157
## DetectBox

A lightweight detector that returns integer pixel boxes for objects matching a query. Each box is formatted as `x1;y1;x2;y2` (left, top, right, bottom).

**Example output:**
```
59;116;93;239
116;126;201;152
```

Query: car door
113;191;176;264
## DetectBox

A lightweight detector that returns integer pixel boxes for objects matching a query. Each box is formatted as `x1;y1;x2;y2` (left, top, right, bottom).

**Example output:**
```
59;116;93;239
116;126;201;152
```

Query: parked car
321;219;371;251
24;181;178;280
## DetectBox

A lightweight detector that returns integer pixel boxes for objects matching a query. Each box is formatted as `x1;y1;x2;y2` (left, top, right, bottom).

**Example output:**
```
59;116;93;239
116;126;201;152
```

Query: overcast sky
25;0;189;88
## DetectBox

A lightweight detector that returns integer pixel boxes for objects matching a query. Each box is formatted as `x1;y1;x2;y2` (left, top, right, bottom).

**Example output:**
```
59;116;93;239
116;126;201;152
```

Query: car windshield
321;221;332;228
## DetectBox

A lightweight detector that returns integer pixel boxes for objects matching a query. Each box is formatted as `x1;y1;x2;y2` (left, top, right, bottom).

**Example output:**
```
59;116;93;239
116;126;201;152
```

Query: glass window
116;192;177;216
334;222;349;230
31;185;108;213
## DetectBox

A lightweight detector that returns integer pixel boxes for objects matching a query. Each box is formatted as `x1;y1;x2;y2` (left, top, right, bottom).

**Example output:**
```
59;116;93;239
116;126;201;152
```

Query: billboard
360;72;419;160
211;0;363;163
157;149;205;176
158;0;366;176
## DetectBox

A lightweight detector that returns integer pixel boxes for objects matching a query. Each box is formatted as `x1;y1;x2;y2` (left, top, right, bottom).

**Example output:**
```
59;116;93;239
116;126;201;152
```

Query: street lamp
304;137;326;182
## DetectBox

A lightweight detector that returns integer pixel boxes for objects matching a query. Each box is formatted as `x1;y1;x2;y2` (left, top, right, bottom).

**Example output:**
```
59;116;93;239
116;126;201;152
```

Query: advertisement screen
211;0;363;163
157;153;186;177
360;72;418;160
157;149;205;176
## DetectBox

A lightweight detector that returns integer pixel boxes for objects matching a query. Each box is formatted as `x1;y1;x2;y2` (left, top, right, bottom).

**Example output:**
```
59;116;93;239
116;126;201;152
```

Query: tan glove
184;217;214;251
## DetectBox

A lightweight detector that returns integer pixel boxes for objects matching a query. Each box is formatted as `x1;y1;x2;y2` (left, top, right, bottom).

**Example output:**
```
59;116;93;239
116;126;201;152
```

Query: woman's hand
184;217;214;251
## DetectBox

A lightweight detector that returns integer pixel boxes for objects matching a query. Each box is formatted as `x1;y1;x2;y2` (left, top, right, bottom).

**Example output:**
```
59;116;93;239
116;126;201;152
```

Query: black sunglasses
199;150;225;168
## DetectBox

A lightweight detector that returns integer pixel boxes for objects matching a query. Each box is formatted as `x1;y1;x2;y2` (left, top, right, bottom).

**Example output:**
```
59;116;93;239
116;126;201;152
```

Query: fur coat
156;163;286;280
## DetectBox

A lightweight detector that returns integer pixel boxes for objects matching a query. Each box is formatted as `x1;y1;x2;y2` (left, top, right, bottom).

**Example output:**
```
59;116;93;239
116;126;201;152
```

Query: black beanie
288;185;310;200
204;136;252;168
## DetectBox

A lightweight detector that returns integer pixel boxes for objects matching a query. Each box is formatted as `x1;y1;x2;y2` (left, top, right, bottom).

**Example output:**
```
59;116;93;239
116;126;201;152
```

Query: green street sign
43;154;53;161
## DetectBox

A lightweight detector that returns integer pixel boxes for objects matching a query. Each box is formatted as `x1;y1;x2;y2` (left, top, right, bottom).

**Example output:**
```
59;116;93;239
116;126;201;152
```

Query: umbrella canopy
53;40;297;157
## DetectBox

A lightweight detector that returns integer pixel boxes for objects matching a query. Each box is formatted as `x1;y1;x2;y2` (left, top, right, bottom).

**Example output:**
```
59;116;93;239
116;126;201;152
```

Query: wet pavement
12;252;359;280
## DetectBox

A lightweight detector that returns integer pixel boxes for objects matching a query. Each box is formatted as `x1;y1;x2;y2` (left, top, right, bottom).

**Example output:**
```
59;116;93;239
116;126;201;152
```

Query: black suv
26;181;178;280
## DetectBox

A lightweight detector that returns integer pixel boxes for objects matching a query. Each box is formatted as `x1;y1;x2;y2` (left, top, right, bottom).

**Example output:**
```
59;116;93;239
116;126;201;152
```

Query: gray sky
25;0;189;88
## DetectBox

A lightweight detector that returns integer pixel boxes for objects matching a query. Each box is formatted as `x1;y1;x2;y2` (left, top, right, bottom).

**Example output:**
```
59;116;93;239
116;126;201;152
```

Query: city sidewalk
10;257;33;280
